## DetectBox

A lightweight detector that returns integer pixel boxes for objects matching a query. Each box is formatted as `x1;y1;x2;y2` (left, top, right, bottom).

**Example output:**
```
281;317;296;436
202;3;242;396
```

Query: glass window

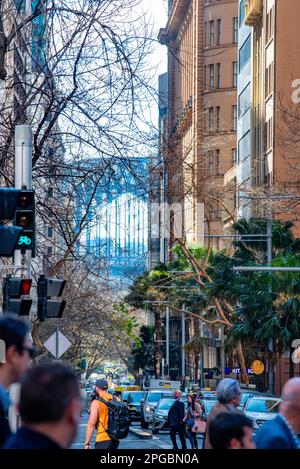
246;398;281;413
217;19;221;45
157;399;174;410
209;151;214;176
48;227;53;237
238;83;251;118
209;20;215;46
239;35;251;72
233;17;238;43
238;130;251;162
232;148;237;164
233;61;238;87
216;106;220;131
209;107;214;130
209;64;214;89
216;149;220;175
239;0;245;26
216;63;221;88
232;105;237;130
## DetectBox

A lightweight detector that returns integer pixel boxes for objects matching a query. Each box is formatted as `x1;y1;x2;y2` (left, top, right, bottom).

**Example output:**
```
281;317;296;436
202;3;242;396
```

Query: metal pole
56;326;59;360
233;267;300;272
267;219;275;395
181;305;185;379
220;325;225;380
14;125;32;277
166;305;170;371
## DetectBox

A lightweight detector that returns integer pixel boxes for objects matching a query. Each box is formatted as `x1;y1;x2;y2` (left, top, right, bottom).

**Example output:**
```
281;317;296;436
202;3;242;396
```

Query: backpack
97;396;130;440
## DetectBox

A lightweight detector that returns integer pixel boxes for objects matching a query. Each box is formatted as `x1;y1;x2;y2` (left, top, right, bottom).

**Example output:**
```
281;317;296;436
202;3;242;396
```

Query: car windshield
240;393;252;406
128;392;144;403
157;399;174;410
122;392;130;401
204;400;218;414
246;398;281;413
147;392;173;403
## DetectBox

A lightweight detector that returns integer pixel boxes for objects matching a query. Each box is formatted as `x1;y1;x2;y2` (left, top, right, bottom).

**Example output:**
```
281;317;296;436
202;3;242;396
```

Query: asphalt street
72;412;204;450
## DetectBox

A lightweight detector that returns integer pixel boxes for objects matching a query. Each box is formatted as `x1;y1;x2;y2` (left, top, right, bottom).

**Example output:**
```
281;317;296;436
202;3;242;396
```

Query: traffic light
2;275;32;315
0;188;35;257
37;275;66;321
163;364;169;376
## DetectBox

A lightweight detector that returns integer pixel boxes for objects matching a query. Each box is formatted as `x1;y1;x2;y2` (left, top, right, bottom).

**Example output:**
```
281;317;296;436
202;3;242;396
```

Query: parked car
200;399;218;421
152;397;188;434
238;391;276;411
244;396;282;429
126;391;146;422
141;390;174;429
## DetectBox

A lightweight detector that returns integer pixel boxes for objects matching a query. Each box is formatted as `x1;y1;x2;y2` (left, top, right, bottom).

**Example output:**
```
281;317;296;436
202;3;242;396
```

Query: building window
205;22;208;46
233;17;238;43
216;63;221;88
204;65;207;90
239;0;245;26
265;117;273;152
238;83;251;118
232;148;237;164
47;187;54;197
239;35;251;72
217;19;221;45
233;62;238;87
209;20;215;46
266;6;274;43
48;226;53;238
209;107;214;131
47;246;52;256
238;130;251;162
209;151;214;176
209;64;214;89
265;62;274;97
232;105;237;130
216;149;220;175
216;106;220;131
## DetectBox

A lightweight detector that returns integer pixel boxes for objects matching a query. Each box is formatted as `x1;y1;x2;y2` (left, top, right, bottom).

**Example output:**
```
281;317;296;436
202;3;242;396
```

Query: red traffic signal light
2;276;32;316
20;279;31;295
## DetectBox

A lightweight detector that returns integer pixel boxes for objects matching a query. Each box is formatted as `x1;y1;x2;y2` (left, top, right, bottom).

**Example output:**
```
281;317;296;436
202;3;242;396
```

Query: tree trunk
154;309;162;378
236;340;249;384
194;352;200;381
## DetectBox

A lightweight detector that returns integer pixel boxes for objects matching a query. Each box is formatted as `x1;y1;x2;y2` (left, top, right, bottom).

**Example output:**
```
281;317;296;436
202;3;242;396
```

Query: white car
244;396;282;429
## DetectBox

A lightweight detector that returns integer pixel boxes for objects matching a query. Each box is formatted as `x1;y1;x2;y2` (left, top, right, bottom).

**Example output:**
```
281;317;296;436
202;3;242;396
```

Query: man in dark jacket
0;316;32;447
3;363;82;449
168;389;187;450
254;378;300;449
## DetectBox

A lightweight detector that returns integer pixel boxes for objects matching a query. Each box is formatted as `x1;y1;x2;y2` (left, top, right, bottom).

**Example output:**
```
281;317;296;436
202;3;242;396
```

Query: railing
245;0;263;26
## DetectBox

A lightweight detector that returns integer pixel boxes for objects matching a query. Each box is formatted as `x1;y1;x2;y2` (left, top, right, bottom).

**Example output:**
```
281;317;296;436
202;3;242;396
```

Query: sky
143;0;168;76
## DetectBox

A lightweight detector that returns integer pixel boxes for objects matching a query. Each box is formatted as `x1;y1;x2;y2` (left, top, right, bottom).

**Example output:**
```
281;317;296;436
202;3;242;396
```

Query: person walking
254;378;300;449
85;379;119;449
209;412;256;449
204;378;242;449
183;393;202;449
168;389;187;450
2;363;81;449
0;316;33;447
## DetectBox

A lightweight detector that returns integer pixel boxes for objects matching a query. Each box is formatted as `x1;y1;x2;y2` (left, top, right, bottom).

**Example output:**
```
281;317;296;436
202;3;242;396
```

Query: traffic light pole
14;125;32;278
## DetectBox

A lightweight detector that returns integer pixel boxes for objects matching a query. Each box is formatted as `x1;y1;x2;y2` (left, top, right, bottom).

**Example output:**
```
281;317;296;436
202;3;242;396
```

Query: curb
129;426;153;440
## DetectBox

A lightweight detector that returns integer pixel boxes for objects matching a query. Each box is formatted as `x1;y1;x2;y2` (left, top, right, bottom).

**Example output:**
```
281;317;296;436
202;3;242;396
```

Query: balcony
245;0;263;26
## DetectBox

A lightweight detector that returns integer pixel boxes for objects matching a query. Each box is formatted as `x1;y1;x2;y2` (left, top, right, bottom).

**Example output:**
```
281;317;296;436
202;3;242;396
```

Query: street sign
44;329;72;359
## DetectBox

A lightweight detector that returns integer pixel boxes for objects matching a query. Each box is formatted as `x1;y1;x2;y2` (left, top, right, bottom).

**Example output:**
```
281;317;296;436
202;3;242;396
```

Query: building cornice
158;0;191;44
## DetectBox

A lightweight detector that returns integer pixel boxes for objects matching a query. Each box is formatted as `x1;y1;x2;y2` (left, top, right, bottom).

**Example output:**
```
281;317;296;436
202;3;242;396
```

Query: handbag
186;417;195;428
192;418;206;434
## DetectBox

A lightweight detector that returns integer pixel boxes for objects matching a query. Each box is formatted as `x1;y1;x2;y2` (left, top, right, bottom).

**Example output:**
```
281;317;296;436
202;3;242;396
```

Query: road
72;412;204;450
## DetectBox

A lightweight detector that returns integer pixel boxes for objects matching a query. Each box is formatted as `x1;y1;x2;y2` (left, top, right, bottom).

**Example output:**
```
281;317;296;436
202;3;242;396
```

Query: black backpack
97;396;130;440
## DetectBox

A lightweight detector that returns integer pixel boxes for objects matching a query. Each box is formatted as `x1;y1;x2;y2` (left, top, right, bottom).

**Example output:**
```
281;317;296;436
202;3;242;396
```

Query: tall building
237;0;300;230
148;73;168;270
159;0;238;251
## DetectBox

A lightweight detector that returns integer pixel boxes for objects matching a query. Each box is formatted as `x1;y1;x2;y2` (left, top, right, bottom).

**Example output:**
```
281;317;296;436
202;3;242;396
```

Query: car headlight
145;406;151;412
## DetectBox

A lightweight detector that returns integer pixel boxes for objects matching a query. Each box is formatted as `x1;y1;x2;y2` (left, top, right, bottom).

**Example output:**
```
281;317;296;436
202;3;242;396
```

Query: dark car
152;397;188;434
126;391;146;422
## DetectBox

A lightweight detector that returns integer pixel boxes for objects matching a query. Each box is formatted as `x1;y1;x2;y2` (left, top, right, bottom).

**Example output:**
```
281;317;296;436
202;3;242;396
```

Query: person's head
280;377;300;431
174;389;182;399
216;378;242;407
209;412;255;449
0;315;32;384
188;393;196;410
95;379;108;395
19;363;81;448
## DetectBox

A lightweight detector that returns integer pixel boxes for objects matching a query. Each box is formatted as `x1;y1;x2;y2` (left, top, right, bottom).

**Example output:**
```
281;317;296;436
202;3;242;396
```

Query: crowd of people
0;315;300;450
